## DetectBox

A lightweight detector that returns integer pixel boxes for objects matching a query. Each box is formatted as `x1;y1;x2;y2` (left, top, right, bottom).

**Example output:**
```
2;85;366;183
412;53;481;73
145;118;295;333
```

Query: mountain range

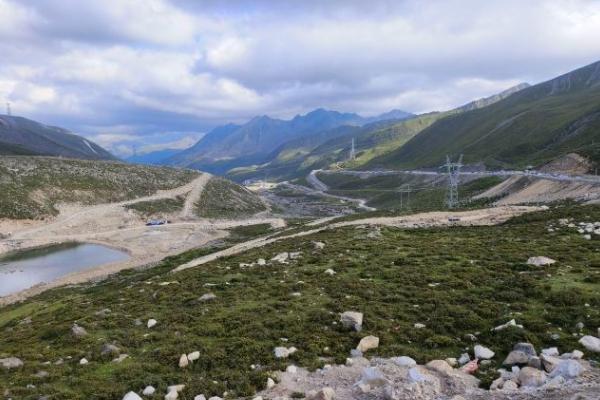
0;115;115;160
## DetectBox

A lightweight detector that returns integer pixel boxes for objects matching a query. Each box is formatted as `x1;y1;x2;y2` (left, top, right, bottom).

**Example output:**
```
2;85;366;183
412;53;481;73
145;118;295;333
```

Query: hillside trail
180;173;212;219
173;205;540;273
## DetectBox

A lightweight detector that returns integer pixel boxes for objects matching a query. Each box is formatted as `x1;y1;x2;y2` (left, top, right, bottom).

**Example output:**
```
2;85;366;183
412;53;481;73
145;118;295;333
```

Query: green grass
125;196;186;217
1;204;599;399
195;177;267;219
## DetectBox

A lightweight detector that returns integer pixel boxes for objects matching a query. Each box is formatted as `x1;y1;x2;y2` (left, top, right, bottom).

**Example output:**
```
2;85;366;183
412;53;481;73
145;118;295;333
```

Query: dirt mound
539;153;591;174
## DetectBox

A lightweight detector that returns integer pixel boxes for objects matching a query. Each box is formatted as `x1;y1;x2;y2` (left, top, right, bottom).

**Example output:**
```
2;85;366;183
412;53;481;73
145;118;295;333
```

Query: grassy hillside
0;205;598;399
368;60;600;170
0;157;199;219
195;177;267;218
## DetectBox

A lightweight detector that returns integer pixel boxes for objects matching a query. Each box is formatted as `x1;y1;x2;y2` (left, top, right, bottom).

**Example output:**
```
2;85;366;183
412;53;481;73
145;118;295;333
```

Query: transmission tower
6;102;11;116
442;154;463;208
349;138;356;161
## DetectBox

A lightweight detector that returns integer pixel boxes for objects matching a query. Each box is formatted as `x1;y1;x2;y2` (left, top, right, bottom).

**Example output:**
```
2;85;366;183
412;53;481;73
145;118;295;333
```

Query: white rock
286;365;298;373
165;392;178;400
179;354;189;368
194;396;206;400
579;335;600;353
112;354;129;363
391;356;416;367
142;386;156;395
549;359;585;379
474;345;495;360
340;311;363;331
527;256;556;266
271;252;289;263
147;319;157;329
313;241;325;250
502;380;518;391
274;346;297;358
252;397;263;400
518;366;547;387
123;392;143;400
0;357;23;370
542;347;559;357
198;293;216;302
324;268;336;276
571;350;584;359
208;397;223;400
360;367;387;386
266;377;276;388
309;387;335;400
414;323;426;329
71;324;88;337
79;358;89;365
356;336;379;353
458;353;470;365
167;384;185;393
408;367;427;382
492;319;523;331
187;351;200;361
257;258;266;266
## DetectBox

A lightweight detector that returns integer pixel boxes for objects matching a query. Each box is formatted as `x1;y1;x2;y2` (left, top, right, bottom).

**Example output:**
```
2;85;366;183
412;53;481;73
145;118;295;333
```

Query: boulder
178;354;189;368
513;342;536;357
503;350;530;366
266;377;275;389
528;356;542;370
501;380;518;391
194;396;206;400
340;311;363;331
541;354;562;373
0;357;23;370
165;391;178;400
541;347;559;357
123;392;142;400
309;387;335;400
187;351;200;361
142;386;156;395
426;360;453;374
198;293;216;302
274;346;297;358
71;324;88;338
458;353;470;365
518;367;547;387
527;256;556;266
579;335;600;353
391;356;417;367
356;336;379;353
101;343;120;356
474;345;495;360
445;357;458;367
286;365;298;373
549;359;585;380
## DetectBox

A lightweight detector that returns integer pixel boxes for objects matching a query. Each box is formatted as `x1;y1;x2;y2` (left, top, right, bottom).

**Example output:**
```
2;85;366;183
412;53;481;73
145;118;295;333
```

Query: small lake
0;243;129;297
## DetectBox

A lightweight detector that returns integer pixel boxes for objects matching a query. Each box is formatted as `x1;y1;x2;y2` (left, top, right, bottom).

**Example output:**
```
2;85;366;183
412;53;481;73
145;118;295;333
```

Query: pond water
0;243;129;297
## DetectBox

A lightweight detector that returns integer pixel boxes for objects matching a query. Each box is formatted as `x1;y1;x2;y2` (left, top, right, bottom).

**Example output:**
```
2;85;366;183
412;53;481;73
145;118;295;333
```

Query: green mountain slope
368;60;600;170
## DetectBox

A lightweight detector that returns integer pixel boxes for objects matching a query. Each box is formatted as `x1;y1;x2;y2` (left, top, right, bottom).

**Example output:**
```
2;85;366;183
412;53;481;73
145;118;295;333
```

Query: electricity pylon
442;154;463;208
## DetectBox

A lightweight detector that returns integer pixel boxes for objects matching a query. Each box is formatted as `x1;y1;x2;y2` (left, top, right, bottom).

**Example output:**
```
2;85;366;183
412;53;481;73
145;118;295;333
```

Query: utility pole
442;154;463;208
5;102;11;116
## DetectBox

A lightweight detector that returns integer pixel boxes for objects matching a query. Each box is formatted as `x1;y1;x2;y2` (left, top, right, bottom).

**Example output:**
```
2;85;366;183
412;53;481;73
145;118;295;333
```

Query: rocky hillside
0;157;199;219
0;115;115;160
0;204;598;399
368;60;600;170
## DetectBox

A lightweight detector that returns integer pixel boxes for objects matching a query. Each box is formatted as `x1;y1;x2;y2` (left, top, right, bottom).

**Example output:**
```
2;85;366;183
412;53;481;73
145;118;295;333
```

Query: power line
442;154;463;208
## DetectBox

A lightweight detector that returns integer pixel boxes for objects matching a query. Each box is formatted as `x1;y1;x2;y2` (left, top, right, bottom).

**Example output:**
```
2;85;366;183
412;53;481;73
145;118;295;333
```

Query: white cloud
1;0;599;151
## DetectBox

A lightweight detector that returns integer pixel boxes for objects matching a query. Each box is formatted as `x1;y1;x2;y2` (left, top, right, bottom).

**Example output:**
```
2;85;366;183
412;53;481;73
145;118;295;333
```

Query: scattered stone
340;311;363;331
165;391;178;400
575;322;585;330
426;360;453;374
113;354;129;363
271;252;289;263
79;358;89;365
502;380;518;391
549;359;585;379
464;333;477;342
360;367;387;386
198;293;216;302
541;354;562;373
579;335;600;353
309;387;335;400
356;336;379;353
179;354;189;368
408;367;427;383
187;351;200;361
266;377;275;389
142;386;156;395
286;365;298;373
492;319;523;331
571;349;584;359
458;353;470;365
461;360;479;374
414;323;426;329
527;256;556;266
474;345;495;360
101;343;120;356
313;241;325;250
274;346;298;358
71;324;88;338
503;350;530;366
324;268;336;276
0;357;23;370
445;357;458;367
147;319;157;329
194;396;206;400
391;356;416;367
528;356;542;370
518;366;547;387
123;392;142;400
167;384;185;393
542;347;559;357
33;370;49;378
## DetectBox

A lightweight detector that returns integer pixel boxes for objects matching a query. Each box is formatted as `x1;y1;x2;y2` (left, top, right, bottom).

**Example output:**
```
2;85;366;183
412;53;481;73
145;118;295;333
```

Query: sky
1;0;600;157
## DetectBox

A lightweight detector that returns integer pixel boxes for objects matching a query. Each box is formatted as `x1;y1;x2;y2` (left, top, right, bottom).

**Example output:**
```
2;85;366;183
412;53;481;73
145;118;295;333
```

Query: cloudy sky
1;0;600;156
